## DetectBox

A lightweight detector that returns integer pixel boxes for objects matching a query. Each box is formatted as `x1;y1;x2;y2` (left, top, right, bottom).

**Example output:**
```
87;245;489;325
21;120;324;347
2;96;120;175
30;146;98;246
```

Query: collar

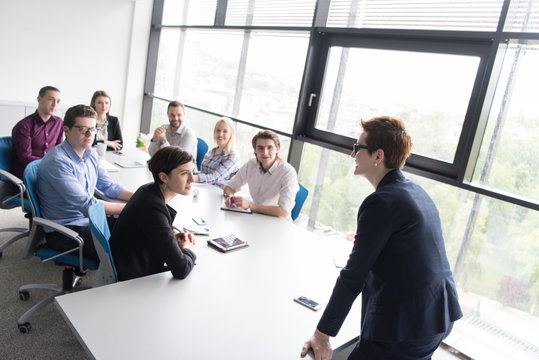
258;159;280;174
31;110;51;125
170;123;185;134
376;169;405;190
60;141;93;162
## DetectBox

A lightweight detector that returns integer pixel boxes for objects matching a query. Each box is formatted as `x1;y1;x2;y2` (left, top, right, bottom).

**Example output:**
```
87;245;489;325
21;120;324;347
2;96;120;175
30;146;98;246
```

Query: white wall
0;0;153;146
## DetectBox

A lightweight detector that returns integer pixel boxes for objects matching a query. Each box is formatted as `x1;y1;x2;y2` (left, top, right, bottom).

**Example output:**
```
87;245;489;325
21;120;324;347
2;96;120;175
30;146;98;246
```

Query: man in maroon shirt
11;86;64;177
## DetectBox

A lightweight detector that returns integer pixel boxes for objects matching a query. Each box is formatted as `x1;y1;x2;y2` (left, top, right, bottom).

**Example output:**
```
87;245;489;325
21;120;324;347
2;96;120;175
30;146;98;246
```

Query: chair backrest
291;183;309;221
23;160;42;218
196;137;209;170
88;202;118;285
0;136;13;174
0;136;26;209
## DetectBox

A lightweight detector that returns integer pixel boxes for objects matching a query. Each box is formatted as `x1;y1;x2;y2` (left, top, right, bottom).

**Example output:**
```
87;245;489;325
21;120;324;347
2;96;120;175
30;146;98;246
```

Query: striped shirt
197;147;239;189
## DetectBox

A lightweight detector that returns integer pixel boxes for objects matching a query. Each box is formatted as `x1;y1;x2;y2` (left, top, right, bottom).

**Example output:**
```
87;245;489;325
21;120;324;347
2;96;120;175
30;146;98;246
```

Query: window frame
294;30;494;181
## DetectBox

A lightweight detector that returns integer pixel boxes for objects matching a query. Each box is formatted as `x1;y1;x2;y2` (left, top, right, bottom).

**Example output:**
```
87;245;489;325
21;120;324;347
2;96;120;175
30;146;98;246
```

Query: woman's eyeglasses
353;143;371;155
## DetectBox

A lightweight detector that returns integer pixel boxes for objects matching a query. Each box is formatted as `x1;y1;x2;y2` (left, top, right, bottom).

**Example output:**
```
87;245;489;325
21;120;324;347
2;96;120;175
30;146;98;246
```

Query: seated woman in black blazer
90;90;123;151
109;146;197;281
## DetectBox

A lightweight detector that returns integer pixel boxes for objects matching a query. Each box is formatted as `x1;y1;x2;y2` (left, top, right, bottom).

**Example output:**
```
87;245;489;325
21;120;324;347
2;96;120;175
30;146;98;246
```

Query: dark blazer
318;170;462;342
92;115;123;150
109;182;196;281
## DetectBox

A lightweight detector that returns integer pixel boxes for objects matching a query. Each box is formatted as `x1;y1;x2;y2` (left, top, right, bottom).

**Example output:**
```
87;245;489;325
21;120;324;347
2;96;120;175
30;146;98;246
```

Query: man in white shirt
224;130;299;218
148;101;197;160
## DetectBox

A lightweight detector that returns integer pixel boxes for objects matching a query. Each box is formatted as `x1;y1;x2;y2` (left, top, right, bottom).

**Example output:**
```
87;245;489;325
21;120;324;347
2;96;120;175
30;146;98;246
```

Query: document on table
114;160;146;168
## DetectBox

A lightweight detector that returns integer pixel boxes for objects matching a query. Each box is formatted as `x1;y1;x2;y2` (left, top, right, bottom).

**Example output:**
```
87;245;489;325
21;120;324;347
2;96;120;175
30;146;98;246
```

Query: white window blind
163;0;218;26
225;0;316;26
504;0;539;32
327;0;504;31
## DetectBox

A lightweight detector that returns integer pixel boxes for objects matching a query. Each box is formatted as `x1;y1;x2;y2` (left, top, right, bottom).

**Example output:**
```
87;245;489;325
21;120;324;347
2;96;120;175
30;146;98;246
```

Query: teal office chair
291;183;309;221
17;160;98;333
0;136;30;258
88;202;118;286
196;137;209;170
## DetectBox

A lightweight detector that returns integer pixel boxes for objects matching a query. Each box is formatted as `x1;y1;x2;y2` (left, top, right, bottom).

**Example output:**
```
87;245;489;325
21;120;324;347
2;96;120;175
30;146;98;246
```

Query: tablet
207;234;248;252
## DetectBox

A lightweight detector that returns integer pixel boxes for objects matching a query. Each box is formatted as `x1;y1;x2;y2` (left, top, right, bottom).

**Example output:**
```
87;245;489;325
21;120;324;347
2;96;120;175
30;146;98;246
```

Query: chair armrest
33;217;82;242
0;169;24;187
31;217;87;272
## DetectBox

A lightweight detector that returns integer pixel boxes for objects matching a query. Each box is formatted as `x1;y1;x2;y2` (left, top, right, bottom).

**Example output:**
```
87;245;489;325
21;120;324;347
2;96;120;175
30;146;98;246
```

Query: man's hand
176;231;195;250
152;126;167;142
229;195;250;210
301;329;333;360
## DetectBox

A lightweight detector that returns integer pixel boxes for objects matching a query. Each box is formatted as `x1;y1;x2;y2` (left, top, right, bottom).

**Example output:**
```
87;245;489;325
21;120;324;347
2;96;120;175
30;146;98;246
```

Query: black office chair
0;136;31;258
17;159;98;333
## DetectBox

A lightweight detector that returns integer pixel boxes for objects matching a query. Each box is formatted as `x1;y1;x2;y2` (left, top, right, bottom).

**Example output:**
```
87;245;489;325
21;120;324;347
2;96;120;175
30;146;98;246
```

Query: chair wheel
18;322;32;334
19;290;30;301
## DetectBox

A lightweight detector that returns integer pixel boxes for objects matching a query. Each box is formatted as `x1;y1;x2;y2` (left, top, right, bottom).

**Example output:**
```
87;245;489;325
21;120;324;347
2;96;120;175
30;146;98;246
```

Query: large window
143;1;539;359
153;29;309;133
471;42;539;202
314;47;480;163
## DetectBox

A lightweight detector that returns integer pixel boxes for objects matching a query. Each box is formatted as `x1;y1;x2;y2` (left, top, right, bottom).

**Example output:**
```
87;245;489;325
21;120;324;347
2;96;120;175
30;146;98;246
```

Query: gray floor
0;207;90;360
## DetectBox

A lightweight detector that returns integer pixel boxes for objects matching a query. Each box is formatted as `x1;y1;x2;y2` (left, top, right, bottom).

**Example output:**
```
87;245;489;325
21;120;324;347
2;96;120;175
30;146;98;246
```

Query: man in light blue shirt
37;105;133;262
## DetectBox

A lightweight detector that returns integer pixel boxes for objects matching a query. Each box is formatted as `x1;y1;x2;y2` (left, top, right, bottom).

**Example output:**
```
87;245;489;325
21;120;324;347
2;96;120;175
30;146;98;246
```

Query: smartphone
192;216;206;226
294;296;321;311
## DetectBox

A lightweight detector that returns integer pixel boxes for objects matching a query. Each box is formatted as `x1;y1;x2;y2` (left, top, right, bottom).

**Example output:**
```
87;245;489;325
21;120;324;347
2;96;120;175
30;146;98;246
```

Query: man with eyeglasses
36;105;133;262
11;86;64;178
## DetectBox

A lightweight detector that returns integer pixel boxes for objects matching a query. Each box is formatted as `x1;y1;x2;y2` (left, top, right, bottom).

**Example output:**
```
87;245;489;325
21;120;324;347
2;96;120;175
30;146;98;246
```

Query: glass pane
327;0;503;31
315;47;479;162
162;0;217;26
154;29;244;113
156;29;308;134
472;43;539;202
299;141;539;360
236;31;309;133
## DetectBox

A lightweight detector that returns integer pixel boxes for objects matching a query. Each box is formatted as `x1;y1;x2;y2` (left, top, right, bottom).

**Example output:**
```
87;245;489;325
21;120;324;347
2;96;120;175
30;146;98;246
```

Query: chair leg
17;267;90;333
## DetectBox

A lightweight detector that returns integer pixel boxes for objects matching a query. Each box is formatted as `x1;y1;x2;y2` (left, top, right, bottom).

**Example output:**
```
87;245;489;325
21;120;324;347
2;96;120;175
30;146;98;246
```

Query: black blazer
92;115;123;150
109;182;196;281
318;170;462;342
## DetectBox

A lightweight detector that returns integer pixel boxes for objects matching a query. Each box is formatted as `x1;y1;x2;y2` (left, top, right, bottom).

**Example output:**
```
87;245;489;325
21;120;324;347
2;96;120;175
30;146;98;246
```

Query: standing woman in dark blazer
90;90;123;151
109;146;197;281
302;116;462;360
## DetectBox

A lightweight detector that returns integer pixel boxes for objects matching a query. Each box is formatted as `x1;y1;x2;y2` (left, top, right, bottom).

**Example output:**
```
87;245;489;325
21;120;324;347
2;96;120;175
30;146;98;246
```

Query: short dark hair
90;90;112;114
148;146;194;184
63;105;97;128
361;116;413;169
38;86;60;97
167;101;185;111
251;130;280;150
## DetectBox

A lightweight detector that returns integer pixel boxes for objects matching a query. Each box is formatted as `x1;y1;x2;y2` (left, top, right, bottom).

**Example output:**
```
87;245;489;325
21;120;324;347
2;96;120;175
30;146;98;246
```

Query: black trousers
348;323;454;360
45;217;117;264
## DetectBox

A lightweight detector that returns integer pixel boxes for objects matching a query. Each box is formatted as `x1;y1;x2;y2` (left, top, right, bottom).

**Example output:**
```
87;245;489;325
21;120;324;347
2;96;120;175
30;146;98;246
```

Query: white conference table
54;149;361;360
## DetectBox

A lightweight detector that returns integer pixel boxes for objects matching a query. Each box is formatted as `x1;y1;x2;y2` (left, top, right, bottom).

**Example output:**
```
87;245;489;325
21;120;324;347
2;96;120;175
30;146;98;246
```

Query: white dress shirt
226;158;299;215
